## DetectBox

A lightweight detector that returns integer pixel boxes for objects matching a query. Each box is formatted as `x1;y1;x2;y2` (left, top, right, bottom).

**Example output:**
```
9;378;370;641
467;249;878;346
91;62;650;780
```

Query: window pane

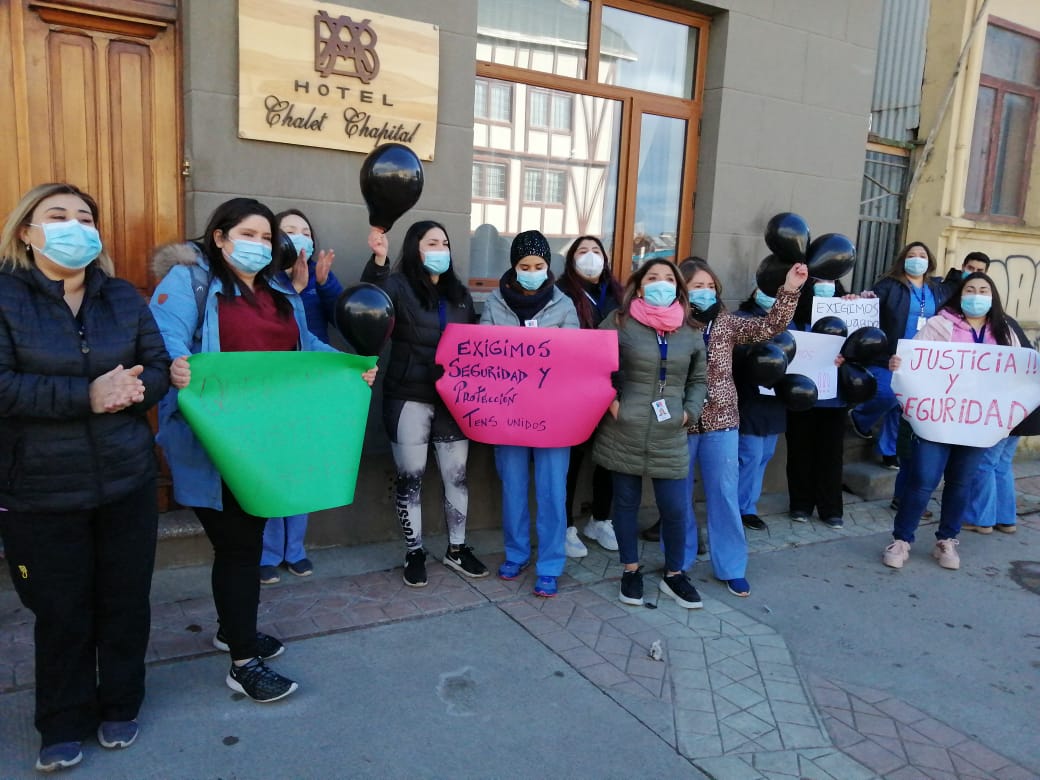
530;90;549;127
982;25;1040;87
991;92;1034;216
477;0;589;79
599;7;697;98
964;86;996;214
472;164;482;198
471;77;622;282
552;93;572;131
487;164;506;199
490;83;513;121
632;114;685;271
474;80;488;118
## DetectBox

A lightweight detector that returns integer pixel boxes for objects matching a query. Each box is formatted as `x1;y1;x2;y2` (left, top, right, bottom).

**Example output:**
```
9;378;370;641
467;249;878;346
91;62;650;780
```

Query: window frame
472;159;509;202
521;165;568;206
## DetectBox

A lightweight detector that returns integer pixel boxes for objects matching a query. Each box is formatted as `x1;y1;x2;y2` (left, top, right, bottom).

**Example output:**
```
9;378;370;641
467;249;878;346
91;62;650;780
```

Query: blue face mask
813;282;836;298
961;294;992;317
754;290;776;310
516;268;548;291
288;233;314;261
31;220;102;270
423;250;451;275
688;288;717;310
904;256;928;276
226;239;273;274
643;280;677;307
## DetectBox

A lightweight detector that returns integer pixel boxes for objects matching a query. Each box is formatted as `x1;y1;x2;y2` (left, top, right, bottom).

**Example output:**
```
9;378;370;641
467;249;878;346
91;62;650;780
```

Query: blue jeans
688;429;746;579
892;438;987;542
966;436;1020;527
613;472;687;573
737;433;778;516
850;365;900;456
494;445;569;577
261;514;308;566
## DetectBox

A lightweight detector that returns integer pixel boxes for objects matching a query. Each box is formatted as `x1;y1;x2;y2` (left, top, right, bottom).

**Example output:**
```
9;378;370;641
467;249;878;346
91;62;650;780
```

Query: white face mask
575;252;605;279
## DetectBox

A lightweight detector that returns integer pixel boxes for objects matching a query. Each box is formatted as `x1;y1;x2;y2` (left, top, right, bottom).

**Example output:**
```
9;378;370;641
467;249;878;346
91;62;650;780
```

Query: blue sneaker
98;720;139;749
533;575;558;597
36;742;82;772
497;560;529;580
725;578;751;598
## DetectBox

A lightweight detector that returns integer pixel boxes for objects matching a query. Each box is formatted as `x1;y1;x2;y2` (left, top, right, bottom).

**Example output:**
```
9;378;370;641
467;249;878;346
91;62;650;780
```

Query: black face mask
690;301;721;323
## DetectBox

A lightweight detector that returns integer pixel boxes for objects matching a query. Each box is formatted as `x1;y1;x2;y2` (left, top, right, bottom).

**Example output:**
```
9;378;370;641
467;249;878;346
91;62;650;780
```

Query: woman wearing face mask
150;198;376;704
849;242;944;470
481;230;578;598
556;235;623;557
0;183;171;772
363;221;487;588
884;273;1021;570
592;259;707;608
733;287;788;532
681;257;807;598
785;278;853;529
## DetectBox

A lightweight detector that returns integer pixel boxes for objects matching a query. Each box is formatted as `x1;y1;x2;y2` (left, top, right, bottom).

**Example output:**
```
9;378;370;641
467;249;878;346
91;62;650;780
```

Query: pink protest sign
435;323;619;447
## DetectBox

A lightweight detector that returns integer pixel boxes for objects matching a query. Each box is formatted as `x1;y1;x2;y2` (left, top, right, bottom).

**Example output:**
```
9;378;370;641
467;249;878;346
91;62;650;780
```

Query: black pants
0;480;157;745
192;484;265;661
565;443;613;525
785;407;846;519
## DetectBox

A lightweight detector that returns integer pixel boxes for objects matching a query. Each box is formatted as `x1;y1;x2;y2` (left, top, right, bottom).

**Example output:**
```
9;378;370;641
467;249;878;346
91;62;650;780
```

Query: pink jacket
915;309;1019;346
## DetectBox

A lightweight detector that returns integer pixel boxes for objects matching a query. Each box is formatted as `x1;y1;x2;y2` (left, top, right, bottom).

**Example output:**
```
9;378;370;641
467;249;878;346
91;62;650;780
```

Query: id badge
524;319;538;328
652;398;672;422
917;316;927;331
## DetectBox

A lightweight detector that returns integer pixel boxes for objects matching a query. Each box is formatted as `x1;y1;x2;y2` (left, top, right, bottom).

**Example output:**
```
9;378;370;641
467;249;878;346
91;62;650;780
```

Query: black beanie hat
510;230;552;267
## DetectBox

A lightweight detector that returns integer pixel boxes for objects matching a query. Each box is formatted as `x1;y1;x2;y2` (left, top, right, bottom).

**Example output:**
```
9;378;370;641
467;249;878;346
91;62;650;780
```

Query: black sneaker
443;545;489;578
820;516;844;529
619;569;644;606
741;514;767;531
881;455;900;470
659;573;703;609
226;657;297;702
403;548;428;588
213;631;285;660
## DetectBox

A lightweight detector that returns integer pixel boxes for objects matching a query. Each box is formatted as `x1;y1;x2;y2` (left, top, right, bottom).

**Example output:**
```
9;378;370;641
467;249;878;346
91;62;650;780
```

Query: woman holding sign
0;183;170;771
557;235;623;557
151;198;376;704
884;272;1021;570
481;230;578;598
364;221;488;588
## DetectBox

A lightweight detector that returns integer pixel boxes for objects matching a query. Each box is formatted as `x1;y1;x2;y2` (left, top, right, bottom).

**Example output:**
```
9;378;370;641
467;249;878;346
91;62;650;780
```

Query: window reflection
600;7;697;97
631;114;685;271
476;0;590;79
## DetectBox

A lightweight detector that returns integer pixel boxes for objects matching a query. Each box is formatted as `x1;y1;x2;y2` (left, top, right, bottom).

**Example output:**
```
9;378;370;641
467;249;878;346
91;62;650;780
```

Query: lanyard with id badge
651;333;672;422
910;284;928;332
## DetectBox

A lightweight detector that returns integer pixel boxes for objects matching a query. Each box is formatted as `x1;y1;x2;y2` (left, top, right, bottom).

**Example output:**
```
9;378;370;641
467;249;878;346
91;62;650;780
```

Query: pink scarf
629;298;685;334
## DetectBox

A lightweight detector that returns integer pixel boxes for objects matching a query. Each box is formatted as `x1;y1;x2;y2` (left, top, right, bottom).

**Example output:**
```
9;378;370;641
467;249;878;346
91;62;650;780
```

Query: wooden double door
0;0;182;294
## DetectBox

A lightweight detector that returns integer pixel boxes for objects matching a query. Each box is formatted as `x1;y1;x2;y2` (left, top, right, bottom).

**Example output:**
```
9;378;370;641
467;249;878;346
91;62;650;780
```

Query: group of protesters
0;182;1034;772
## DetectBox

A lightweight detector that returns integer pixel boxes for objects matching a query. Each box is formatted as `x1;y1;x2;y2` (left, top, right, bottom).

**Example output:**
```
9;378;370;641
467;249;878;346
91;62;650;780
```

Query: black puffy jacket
361;259;476;403
0;264;171;511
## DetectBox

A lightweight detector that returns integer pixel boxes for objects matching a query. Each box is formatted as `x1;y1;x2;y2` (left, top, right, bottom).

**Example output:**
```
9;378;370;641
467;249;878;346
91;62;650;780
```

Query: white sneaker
565;526;588;558
583;518;619;551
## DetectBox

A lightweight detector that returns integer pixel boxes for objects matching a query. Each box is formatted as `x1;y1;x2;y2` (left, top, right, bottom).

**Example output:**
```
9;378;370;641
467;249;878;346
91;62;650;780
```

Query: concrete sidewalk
2;461;1039;778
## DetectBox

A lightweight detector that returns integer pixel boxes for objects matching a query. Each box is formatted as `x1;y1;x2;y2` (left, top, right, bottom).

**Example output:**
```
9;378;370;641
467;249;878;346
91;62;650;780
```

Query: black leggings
565;443;613;525
192;484;266;661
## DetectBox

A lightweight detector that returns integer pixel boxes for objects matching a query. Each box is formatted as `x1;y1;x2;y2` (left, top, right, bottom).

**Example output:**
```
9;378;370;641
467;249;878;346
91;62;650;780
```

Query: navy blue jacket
734;304;787;436
0;264;170;511
873;276;948;361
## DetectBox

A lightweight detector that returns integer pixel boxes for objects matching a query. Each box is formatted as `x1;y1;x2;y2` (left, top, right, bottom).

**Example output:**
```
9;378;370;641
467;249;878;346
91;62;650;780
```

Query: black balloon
838;362;877;404
811;315;847;338
764;212;811;265
770;330;797;363
275;231;298;271
334;284;396;356
805;233;856;281
755;254;789;297
359;143;424;232
841;326;889;364
738;342;789;388
774;374;818;411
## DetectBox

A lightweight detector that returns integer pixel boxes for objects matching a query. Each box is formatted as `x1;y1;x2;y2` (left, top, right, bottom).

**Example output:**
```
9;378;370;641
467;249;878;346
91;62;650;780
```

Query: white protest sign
890;339;1040;447
810;297;879;330
759;330;844;400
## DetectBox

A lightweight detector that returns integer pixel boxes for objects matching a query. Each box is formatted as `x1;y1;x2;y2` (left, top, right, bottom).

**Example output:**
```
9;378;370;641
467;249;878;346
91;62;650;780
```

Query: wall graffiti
986;254;1040;339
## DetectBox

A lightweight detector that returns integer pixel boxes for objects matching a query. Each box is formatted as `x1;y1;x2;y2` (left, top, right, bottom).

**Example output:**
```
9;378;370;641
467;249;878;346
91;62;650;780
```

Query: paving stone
903;717;969;748
769;699;819;728
676;707;722;737
902;740;956;773
763;678;809;704
716;680;767;710
853;709;901;738
843;737;909;775
723;710;776;742
678;733;725;761
777;722;829;750
805;748;878;780
950;740;1015;773
750;749;801;775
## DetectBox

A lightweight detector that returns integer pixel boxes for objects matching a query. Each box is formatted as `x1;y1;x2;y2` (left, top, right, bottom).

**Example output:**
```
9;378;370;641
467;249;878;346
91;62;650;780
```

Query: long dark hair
197;197;292;317
558;235;622;328
940;271;1012;346
616;258;690;325
882;241;936;282
394;220;468;309
275;208;320;250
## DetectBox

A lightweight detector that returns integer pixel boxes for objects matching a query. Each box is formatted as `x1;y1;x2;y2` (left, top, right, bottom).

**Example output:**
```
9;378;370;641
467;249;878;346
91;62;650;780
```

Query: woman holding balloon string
883;272;1022;571
849;242;945;470
556;235;623;557
150;197;377;704
257;208;347;585
364;221;489;589
681;257;806;598
481;230;578;598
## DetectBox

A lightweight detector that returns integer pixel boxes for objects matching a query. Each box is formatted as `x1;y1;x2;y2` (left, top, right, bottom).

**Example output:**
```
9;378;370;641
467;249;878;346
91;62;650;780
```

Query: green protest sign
177;351;378;517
